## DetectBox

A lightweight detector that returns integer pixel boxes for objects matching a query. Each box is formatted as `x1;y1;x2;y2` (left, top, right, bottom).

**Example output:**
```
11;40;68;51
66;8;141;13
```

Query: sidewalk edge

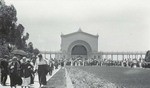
65;68;74;88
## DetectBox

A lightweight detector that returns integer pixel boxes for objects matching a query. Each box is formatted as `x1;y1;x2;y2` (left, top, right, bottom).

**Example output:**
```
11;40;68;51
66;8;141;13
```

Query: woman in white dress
35;54;48;87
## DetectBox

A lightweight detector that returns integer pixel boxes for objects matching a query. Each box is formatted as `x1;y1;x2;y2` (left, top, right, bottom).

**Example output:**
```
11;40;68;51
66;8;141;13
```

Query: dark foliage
0;3;39;58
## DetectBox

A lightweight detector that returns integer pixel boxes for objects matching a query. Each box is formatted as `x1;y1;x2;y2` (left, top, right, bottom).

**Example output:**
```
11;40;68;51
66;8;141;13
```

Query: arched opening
67;40;92;66
71;45;87;55
71;45;87;66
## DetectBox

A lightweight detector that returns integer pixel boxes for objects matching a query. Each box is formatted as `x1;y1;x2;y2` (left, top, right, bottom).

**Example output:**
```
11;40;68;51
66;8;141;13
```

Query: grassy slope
77;66;150;88
46;68;66;88
67;66;119;88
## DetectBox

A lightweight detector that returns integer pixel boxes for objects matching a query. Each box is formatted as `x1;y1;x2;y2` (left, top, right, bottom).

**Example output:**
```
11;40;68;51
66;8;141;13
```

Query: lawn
67;66;150;88
66;66;121;88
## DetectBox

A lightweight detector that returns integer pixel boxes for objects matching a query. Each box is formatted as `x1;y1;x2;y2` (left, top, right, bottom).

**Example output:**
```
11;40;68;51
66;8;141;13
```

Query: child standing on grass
21;57;33;88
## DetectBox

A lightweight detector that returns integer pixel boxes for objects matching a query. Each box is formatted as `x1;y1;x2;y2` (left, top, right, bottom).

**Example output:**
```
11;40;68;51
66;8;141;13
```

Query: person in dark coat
21;58;33;88
61;60;64;68
54;60;58;69
0;55;9;86
28;59;35;85
49;60;54;75
8;56;22;88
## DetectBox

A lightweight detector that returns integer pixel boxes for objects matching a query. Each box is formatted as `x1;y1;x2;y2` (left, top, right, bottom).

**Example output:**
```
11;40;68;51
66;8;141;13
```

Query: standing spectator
49;60;54;76
29;58;35;85
21;57;33;88
35;54;48;87
60;60;64;68
8;56;22;88
54;60;58;69
0;55;9;86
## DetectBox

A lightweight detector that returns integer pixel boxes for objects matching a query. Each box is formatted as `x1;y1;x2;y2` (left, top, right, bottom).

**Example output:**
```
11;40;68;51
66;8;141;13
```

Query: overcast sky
5;0;150;52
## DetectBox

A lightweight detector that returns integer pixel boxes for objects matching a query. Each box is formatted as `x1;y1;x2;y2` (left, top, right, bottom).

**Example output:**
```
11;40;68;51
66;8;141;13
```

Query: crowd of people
0;53;146;88
0;54;64;88
65;57;145;68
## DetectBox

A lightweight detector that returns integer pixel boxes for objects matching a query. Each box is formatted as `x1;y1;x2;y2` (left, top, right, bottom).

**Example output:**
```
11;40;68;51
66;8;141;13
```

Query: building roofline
61;28;99;38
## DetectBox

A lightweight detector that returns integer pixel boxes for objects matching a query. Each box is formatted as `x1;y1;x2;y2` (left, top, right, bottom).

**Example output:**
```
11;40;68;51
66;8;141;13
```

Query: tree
0;2;31;57
0;5;17;44
145;50;150;62
0;3;30;49
0;0;5;6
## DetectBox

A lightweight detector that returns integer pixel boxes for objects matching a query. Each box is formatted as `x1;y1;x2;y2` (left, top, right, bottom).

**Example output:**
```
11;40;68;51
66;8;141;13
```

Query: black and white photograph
0;0;150;88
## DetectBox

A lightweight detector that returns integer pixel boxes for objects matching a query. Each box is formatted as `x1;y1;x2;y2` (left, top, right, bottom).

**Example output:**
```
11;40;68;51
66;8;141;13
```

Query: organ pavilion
41;29;145;63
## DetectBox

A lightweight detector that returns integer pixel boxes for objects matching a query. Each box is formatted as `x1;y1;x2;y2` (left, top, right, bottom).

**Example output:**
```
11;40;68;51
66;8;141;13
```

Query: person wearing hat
35;54;48;87
0;55;9;86
8;56;22;88
21;57;33;88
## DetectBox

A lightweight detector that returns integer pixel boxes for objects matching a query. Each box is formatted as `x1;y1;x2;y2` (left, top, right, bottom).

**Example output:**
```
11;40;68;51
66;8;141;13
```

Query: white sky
5;0;150;52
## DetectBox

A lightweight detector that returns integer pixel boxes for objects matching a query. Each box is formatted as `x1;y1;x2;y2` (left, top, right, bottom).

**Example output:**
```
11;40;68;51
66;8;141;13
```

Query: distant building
41;29;145;62
61;28;99;60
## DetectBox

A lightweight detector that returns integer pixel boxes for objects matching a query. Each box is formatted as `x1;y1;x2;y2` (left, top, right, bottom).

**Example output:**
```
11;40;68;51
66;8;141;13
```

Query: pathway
0;67;61;88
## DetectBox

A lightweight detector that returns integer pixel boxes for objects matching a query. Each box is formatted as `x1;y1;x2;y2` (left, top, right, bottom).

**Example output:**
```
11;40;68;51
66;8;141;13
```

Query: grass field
69;66;150;88
67;66;120;88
